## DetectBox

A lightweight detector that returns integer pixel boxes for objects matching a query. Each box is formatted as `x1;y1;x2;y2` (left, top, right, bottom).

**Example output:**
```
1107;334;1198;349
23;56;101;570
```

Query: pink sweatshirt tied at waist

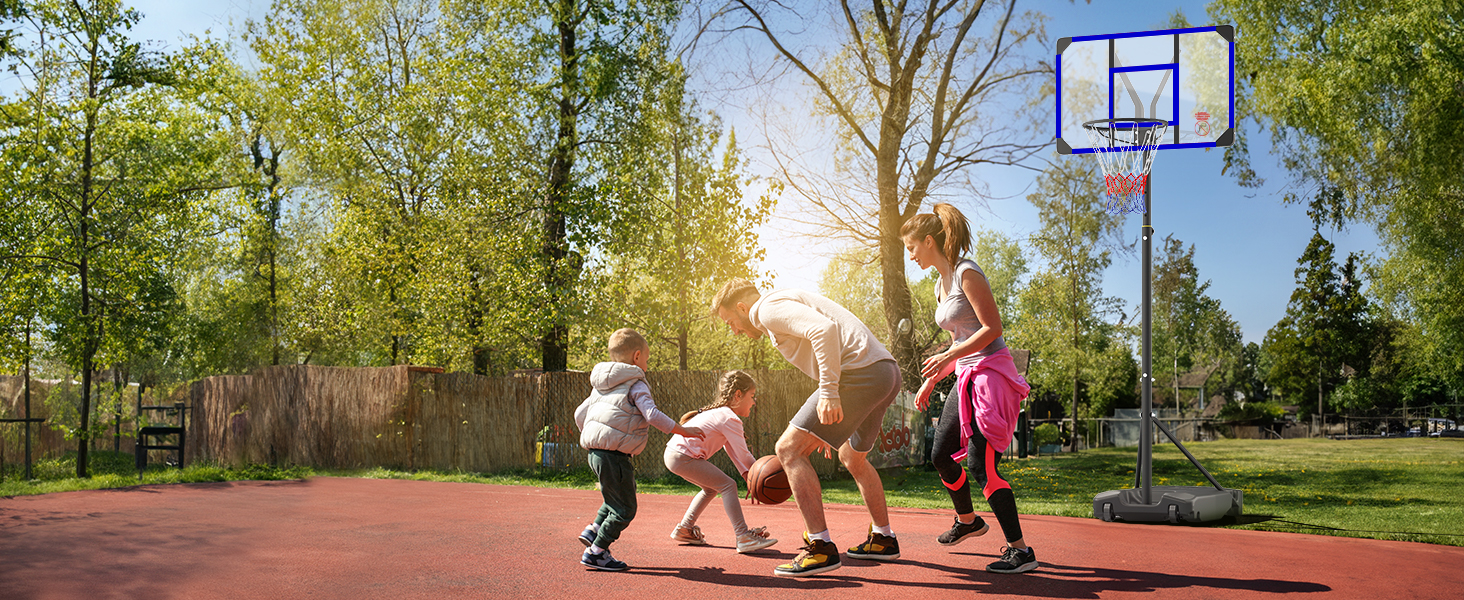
952;347;1031;460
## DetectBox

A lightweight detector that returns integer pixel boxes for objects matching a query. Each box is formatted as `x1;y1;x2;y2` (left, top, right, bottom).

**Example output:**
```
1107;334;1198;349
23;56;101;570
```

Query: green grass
5;439;1461;546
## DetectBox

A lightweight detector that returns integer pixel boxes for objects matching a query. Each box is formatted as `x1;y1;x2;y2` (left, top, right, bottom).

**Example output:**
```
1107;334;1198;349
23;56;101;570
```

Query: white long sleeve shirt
749;289;894;404
667;407;756;475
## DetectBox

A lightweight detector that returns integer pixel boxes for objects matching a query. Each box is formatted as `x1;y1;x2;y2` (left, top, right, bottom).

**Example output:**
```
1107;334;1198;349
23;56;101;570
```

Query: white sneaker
736;526;778;553
670;524;708;545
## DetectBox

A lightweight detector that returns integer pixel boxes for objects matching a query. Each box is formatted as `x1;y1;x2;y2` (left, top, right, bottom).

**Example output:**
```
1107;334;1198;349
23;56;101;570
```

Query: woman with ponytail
901;203;1038;574
663;370;778;553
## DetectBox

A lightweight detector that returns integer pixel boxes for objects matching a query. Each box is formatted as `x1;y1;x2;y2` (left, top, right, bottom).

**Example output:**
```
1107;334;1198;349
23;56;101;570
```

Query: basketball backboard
1056;25;1234;154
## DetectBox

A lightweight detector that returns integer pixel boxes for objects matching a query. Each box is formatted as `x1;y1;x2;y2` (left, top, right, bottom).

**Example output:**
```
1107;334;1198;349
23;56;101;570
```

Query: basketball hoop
1082;118;1168;214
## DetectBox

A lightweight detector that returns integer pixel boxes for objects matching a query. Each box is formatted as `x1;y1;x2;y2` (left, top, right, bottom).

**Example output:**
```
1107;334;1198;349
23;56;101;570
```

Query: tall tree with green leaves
1014;159;1129;444
726;0;1051;389
1263;232;1372;415
971;229;1028;320
529;0;680;371
1151;235;1242;412
1212;0;1464;390
1;0;221;476
602;63;776;370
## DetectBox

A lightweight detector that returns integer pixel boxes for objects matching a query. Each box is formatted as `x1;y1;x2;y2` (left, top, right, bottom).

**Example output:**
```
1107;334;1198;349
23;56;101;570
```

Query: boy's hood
591;362;645;393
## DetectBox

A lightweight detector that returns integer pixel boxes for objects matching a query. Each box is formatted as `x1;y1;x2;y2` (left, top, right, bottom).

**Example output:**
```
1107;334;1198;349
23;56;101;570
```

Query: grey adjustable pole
1140;173;1153;504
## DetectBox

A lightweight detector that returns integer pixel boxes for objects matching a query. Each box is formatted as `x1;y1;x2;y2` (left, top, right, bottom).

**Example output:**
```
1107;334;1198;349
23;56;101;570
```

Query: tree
1;0;220;476
726;0;1051;389
1151;235;1242;412
601;61;777;371
530;0;680;371
1013;159;1129;447
1262;232;1372;415
972;229;1028;320
1212;0;1464;391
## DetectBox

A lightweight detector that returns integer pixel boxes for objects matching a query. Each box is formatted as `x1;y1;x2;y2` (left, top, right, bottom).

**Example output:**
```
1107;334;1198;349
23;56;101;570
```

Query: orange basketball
746;455;792;505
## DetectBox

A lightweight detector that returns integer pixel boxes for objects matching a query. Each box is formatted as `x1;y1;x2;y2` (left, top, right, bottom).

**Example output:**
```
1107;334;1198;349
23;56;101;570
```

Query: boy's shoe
773;533;841;577
986;545;1039;574
846;525;900;561
577;525;597;547
936;517;990;546
581;548;629;572
736;526;778;553
670;524;708;546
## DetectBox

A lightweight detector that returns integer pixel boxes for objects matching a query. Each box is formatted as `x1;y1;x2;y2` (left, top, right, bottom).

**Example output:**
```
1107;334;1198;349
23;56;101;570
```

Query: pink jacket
953;347;1031;458
667;407;757;475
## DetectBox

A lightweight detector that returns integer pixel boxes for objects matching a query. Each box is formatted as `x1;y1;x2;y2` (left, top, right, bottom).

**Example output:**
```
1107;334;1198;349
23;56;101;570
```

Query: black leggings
930;388;1025;543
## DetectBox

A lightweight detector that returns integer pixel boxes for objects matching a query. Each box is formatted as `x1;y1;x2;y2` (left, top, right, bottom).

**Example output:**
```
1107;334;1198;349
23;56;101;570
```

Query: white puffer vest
574;362;650;456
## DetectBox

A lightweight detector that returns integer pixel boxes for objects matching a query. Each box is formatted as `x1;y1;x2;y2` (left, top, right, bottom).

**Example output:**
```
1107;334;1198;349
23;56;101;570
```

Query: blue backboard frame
1056;25;1235;155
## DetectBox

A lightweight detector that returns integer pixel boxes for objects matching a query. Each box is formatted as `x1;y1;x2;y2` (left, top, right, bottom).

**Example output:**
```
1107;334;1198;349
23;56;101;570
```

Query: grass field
3;438;1460;546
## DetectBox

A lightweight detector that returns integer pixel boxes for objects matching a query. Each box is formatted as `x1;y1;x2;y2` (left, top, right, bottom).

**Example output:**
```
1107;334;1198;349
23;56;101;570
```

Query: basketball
746;455;791;505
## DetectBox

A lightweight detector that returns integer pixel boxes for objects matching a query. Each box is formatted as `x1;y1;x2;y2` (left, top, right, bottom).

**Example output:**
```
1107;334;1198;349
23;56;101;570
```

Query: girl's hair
899;203;971;266
680;370;757;424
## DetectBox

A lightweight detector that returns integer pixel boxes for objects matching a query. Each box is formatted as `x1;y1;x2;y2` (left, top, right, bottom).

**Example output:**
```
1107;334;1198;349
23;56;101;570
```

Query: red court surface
3;477;1461;599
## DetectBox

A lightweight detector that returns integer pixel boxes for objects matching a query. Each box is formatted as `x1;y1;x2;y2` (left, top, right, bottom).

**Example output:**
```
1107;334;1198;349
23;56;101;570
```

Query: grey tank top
934;259;1007;366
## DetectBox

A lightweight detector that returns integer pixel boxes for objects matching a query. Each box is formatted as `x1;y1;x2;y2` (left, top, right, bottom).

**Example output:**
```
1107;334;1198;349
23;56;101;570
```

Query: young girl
663;370;778;553
902;203;1038;574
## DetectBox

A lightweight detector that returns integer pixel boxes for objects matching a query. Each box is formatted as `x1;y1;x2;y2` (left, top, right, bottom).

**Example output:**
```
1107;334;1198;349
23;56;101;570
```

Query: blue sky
117;0;1383;346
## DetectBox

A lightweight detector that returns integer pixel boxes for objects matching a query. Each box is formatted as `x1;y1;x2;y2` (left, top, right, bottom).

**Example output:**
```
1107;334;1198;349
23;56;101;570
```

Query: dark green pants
588;449;637;549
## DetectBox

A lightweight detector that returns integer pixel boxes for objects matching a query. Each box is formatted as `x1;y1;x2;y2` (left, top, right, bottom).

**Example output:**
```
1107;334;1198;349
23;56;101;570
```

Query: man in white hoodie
711;279;903;577
573;328;703;571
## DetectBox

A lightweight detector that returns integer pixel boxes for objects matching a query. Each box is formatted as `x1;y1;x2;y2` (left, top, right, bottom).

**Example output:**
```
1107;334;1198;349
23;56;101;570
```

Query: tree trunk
541;2;578;373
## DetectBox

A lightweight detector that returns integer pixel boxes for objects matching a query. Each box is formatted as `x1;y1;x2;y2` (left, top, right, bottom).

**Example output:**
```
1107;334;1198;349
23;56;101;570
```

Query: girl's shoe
736;526;778;553
670;524;708;545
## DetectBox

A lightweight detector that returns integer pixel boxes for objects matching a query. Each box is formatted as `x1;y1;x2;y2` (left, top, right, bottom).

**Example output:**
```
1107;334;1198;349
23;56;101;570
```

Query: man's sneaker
936;517;990;546
846;525;900;561
773;533;841;577
577;525;597;547
670;524;708;545
736;526;778;553
581;548;629;572
986;545;1038;574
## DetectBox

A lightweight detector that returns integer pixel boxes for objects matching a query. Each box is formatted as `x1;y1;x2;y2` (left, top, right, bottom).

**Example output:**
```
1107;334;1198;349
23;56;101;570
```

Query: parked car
1431;428;1464;438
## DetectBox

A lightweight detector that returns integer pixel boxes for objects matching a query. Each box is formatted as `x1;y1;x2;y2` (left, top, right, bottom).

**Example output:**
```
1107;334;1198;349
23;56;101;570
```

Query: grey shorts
790;359;901;453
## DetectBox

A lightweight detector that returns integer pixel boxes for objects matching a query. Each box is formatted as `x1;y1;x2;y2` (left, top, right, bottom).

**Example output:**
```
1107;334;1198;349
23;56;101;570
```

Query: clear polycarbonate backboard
1056;26;1235;154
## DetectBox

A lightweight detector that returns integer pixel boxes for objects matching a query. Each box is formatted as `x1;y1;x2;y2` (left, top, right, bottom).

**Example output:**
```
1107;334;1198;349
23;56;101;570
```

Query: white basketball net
1083;120;1168;214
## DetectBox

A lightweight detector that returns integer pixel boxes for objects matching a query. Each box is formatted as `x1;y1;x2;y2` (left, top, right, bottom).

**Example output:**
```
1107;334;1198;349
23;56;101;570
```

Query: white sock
586;522;600;532
872;524;894;537
588;544;605;554
810;529;832;543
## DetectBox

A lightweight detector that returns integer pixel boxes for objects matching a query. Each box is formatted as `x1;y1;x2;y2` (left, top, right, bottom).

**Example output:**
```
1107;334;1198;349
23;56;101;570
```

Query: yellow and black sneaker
773;533;841;577
846;525;900;561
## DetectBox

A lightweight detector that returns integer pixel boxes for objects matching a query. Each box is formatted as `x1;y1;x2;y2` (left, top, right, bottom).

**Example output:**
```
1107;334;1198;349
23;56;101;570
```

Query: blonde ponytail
680;370;757;424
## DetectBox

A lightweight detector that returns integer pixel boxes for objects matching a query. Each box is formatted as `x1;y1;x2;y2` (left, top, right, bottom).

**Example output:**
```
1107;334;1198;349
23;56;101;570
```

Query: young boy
573;328;703;571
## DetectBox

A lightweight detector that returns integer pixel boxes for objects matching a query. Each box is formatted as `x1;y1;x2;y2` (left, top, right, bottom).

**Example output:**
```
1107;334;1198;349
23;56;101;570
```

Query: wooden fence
0;376;144;467
178;365;842;478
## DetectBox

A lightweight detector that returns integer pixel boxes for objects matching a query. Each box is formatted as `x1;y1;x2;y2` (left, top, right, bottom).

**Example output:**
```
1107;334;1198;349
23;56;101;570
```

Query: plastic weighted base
1093;486;1243;524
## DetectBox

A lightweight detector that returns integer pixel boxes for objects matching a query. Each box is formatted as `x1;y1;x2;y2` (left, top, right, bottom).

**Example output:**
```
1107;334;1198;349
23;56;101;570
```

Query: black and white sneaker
581;548;629;571
936;517;990;546
986;545;1038;574
577;525;597;547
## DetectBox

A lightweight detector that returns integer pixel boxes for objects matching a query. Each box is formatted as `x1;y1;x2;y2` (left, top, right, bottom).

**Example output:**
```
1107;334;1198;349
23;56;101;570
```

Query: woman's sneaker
936;517;989;546
773;533;841;577
846;525;900;561
581;548;629;572
670;524;708;546
736;526;778;553
986;545;1038;574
